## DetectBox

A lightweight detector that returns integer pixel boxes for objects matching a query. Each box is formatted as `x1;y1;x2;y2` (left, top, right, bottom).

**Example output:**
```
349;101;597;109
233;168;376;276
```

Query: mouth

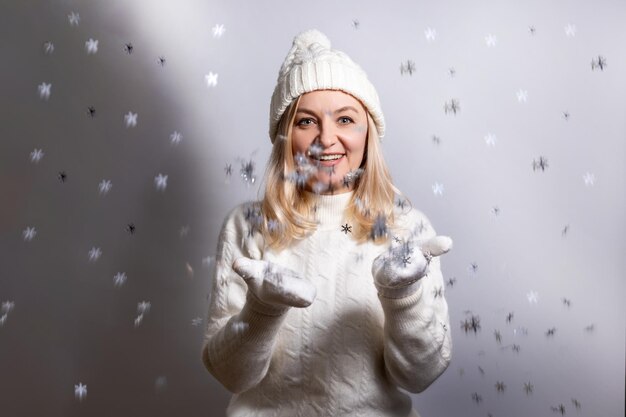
308;152;345;161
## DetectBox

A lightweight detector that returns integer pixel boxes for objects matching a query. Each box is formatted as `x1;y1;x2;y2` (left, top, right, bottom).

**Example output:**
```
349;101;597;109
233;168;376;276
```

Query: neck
303;190;354;230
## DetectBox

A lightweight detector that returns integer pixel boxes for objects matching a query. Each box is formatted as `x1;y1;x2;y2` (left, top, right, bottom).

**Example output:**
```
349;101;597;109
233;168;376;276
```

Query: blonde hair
260;93;406;251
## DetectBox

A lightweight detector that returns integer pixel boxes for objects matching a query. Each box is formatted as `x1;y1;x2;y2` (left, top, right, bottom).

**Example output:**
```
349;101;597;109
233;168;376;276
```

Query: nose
317;123;336;148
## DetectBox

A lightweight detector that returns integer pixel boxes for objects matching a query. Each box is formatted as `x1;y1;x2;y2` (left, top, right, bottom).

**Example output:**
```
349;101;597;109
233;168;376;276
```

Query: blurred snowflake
157;56;166;66
591;55;607;71
516;89;528;102
532;156;548;171
74;383;87;401
170;131;182;145
85;38;98;54
583;172;595;186
38;82;51;100
424;28;437;41
205;72;218;87
212;24;225;38
124;42;133;54
191;317;202;326
399;60;416;76
98;180;112;194
154;174;168;191
30;148;44;163
565;23;577;37
23;226;37;241
113;272;127;288
526;290;539;304
485;34;497;47
88;247;102;261
484;133;497;147
124;111;138;127
432;182;444;196
42;41;54;54
351;20;360;29
155;376;168;391
444;99;460;114
240;160;256;185
68;12;80;26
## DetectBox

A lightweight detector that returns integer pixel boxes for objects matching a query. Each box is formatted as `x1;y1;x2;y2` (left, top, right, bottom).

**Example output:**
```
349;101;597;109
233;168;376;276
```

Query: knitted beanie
268;29;385;144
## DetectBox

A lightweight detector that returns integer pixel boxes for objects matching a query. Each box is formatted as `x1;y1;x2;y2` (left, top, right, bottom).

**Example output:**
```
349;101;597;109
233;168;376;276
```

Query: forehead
297;90;364;111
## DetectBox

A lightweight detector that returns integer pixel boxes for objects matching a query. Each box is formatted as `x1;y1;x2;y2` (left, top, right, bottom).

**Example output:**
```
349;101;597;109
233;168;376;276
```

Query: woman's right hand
232;257;317;309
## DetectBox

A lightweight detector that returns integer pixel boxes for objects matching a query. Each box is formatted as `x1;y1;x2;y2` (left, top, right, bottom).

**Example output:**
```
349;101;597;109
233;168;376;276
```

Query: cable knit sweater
202;191;452;417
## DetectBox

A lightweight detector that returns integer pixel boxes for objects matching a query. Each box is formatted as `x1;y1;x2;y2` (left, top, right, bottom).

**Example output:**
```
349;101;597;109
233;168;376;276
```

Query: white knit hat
268;29;385;144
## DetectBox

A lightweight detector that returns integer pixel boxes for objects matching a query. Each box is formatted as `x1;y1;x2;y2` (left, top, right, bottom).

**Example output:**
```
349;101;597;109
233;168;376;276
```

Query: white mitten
233;257;317;310
372;236;453;299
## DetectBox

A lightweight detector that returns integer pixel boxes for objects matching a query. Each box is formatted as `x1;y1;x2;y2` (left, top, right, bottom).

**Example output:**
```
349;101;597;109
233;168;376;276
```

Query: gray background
1;0;624;416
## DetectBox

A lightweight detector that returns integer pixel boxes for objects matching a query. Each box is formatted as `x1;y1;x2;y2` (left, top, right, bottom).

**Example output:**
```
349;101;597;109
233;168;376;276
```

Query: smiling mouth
309;153;345;161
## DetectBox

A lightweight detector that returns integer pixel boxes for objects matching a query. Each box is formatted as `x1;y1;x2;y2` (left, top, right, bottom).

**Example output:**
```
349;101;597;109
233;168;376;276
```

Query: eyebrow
296;106;360;116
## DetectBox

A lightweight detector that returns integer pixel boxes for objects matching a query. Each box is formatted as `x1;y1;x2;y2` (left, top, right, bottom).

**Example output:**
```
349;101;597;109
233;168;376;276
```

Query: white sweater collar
303;190;354;230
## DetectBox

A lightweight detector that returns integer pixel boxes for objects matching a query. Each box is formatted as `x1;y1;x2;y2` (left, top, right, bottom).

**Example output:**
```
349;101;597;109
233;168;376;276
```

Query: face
291;90;368;194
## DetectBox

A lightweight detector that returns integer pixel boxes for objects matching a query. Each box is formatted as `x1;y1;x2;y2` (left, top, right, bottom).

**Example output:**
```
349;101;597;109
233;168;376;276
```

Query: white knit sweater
202;191;452;417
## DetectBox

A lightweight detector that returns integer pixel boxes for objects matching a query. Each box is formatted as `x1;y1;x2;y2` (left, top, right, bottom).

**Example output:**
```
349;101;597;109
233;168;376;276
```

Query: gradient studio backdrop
0;0;624;416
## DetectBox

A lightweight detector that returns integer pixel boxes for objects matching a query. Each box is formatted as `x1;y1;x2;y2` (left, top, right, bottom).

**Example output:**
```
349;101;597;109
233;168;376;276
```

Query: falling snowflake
98;180;112;194
2;301;15;314
231;320;249;334
88;247;102;261
191;317;202;326
485;34;497;47
113;272;127;288
29;148;44;163
526;290;539;304
529;26;536;35
370;214;387;240
87;106;96;117
0;314;7;326
205;72;218;87
516;89;528;103
583;172;595;186
74;383;87;401
68;12;80;26
124;43;133;54
565;23;577;37
124;111;138;127
240;160;256;185
137;301;151;314
212;24;225;38
532;156;549;171
484;133;497;147
126;223;136;234
22;226;37;241
352;20;360;29
399;60;416;76
157;56;166;66
495;381;506;392
169;131;182;145
432;182;444;196
180;225;190;237
524;382;534;395
38;82;51;100
444;99;460;114
154;174;168;191
341;223;352;234
43;41;54;54
85;38;98;54
134;314;143;327
424;28;437;41
591;55;607;71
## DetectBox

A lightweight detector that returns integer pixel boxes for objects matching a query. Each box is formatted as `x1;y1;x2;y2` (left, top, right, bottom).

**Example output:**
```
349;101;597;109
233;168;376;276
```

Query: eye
339;116;353;124
296;117;315;126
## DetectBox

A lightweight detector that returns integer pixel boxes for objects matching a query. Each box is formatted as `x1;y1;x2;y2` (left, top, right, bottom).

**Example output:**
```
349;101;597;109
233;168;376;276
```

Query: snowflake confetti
124;43;133;54
485;34;497;47
516;89;528;103
444;99;460;114
170;131;182;145
74;383;87;401
30;148;44;163
191;317;202;326
400;60;416;76
591;55;607;71
88;247;102;261
22;226;37;241
113;272;127;288
68;12;80;26
205;72;218;87
526;290;539;304
180;225;190;237
432;182;444;196
38;82;51;100
154;174;168;191
484;133;497;147
124;111;138;127
239;160;256;185
565;23;577;37
582;172;595;186
98;180;112;194
42;41;54;54
85;38;98;54
212;24;225;38
424;27;437;41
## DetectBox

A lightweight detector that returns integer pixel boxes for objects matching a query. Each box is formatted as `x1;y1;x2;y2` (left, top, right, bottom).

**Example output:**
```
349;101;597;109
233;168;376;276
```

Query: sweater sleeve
378;210;452;393
201;204;289;394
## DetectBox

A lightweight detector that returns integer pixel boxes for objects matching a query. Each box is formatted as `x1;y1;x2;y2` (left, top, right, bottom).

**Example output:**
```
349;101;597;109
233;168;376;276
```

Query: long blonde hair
259;93;406;251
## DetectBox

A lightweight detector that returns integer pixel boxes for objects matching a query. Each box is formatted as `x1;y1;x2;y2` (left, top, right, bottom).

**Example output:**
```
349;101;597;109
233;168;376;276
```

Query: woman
202;29;453;417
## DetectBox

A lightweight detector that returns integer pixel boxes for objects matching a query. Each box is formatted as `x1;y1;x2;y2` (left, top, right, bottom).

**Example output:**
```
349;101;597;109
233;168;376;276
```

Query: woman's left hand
372;236;453;299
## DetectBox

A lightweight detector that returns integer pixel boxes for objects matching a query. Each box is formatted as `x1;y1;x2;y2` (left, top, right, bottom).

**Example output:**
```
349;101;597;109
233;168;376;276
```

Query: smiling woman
201;29;454;417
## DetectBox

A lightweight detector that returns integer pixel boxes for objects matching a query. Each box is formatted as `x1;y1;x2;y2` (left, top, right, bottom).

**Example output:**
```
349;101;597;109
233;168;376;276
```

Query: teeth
317;154;343;161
